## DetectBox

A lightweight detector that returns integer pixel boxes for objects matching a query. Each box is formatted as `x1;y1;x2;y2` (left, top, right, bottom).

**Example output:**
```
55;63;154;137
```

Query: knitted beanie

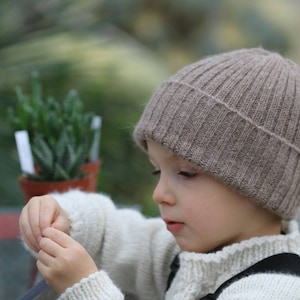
134;48;300;220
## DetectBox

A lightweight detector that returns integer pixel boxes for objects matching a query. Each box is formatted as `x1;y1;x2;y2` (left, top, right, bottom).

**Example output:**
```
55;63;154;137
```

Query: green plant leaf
8;72;98;181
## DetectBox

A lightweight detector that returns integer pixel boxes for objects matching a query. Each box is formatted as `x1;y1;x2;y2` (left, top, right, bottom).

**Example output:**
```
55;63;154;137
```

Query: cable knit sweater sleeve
218;273;300;300
51;190;178;300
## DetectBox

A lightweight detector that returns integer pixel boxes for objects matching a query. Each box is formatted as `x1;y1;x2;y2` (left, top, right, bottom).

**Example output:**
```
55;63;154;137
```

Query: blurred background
1;0;300;216
1;0;300;298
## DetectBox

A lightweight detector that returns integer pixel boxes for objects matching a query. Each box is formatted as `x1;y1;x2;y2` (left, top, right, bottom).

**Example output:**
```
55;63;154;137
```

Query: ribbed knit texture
134;48;300;220
59;271;123;300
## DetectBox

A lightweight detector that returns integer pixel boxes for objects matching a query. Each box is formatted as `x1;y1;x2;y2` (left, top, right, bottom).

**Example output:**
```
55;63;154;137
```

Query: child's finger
51;214;70;234
42;227;75;248
19;200;42;252
39;196;60;231
39;236;63;257
38;248;55;266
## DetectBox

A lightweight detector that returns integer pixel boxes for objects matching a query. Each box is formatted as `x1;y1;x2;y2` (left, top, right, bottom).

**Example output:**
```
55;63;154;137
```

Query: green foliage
1;0;300;213
7;72;95;181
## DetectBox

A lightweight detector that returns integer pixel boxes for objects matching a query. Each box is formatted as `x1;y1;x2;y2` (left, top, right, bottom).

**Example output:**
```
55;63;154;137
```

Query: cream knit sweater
51;190;300;300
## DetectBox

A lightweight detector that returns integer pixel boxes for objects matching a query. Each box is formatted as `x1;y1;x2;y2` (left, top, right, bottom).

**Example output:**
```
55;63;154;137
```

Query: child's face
147;140;280;253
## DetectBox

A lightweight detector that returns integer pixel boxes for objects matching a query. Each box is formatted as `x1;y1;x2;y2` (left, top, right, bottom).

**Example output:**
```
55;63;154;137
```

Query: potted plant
7;72;101;202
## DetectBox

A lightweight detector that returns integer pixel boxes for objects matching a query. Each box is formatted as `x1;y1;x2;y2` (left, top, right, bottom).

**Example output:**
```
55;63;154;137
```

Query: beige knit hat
134;48;300;220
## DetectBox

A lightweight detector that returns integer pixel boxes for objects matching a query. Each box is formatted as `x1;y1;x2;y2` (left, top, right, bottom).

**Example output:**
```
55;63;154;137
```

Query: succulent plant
8;72;97;181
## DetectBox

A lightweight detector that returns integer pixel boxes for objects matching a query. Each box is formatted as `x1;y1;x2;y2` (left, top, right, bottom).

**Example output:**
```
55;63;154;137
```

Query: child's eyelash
152;170;161;176
151;170;198;178
178;171;197;178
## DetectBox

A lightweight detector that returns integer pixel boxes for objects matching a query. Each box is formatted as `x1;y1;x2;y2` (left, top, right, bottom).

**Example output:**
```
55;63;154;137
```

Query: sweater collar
167;221;300;298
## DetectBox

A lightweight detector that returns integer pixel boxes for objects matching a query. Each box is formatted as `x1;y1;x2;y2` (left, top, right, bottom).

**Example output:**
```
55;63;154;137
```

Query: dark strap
166;254;180;291
200;253;300;299
18;279;58;300
167;253;300;299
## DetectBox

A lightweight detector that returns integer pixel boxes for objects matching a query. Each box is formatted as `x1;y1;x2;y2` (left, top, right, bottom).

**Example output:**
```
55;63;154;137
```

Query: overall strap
166;254;180;291
199;252;300;300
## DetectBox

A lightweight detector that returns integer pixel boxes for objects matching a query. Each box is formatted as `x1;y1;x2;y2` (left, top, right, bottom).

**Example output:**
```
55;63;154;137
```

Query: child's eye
152;170;161;176
178;171;197;178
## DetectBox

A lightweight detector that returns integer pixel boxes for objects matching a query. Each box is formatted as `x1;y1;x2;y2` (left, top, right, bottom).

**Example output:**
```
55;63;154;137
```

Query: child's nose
152;177;175;205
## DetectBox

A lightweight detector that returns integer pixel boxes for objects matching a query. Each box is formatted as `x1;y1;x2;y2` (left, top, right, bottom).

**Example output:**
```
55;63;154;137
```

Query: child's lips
163;218;185;232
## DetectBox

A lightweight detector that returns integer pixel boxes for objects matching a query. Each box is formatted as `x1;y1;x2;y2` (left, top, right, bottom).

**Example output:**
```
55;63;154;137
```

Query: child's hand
19;195;70;252
37;227;98;294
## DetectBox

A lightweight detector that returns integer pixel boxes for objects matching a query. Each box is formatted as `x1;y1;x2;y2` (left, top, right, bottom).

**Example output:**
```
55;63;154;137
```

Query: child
19;48;300;299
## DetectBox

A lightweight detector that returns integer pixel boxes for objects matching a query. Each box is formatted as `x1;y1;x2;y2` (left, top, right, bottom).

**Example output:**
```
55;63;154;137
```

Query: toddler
20;48;300;299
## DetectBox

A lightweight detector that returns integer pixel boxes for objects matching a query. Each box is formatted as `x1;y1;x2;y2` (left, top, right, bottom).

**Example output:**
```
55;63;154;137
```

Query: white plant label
14;130;35;174
89;115;102;162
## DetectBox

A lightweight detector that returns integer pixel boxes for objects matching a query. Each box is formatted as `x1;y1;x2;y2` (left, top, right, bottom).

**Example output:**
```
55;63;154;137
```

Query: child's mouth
164;219;184;232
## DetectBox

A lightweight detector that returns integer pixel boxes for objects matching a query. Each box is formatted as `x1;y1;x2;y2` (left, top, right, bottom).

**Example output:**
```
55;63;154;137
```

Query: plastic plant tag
14;130;35;174
89;115;102;162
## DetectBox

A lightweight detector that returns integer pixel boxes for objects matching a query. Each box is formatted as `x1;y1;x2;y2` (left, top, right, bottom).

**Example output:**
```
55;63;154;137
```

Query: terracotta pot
18;160;101;202
81;159;102;191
